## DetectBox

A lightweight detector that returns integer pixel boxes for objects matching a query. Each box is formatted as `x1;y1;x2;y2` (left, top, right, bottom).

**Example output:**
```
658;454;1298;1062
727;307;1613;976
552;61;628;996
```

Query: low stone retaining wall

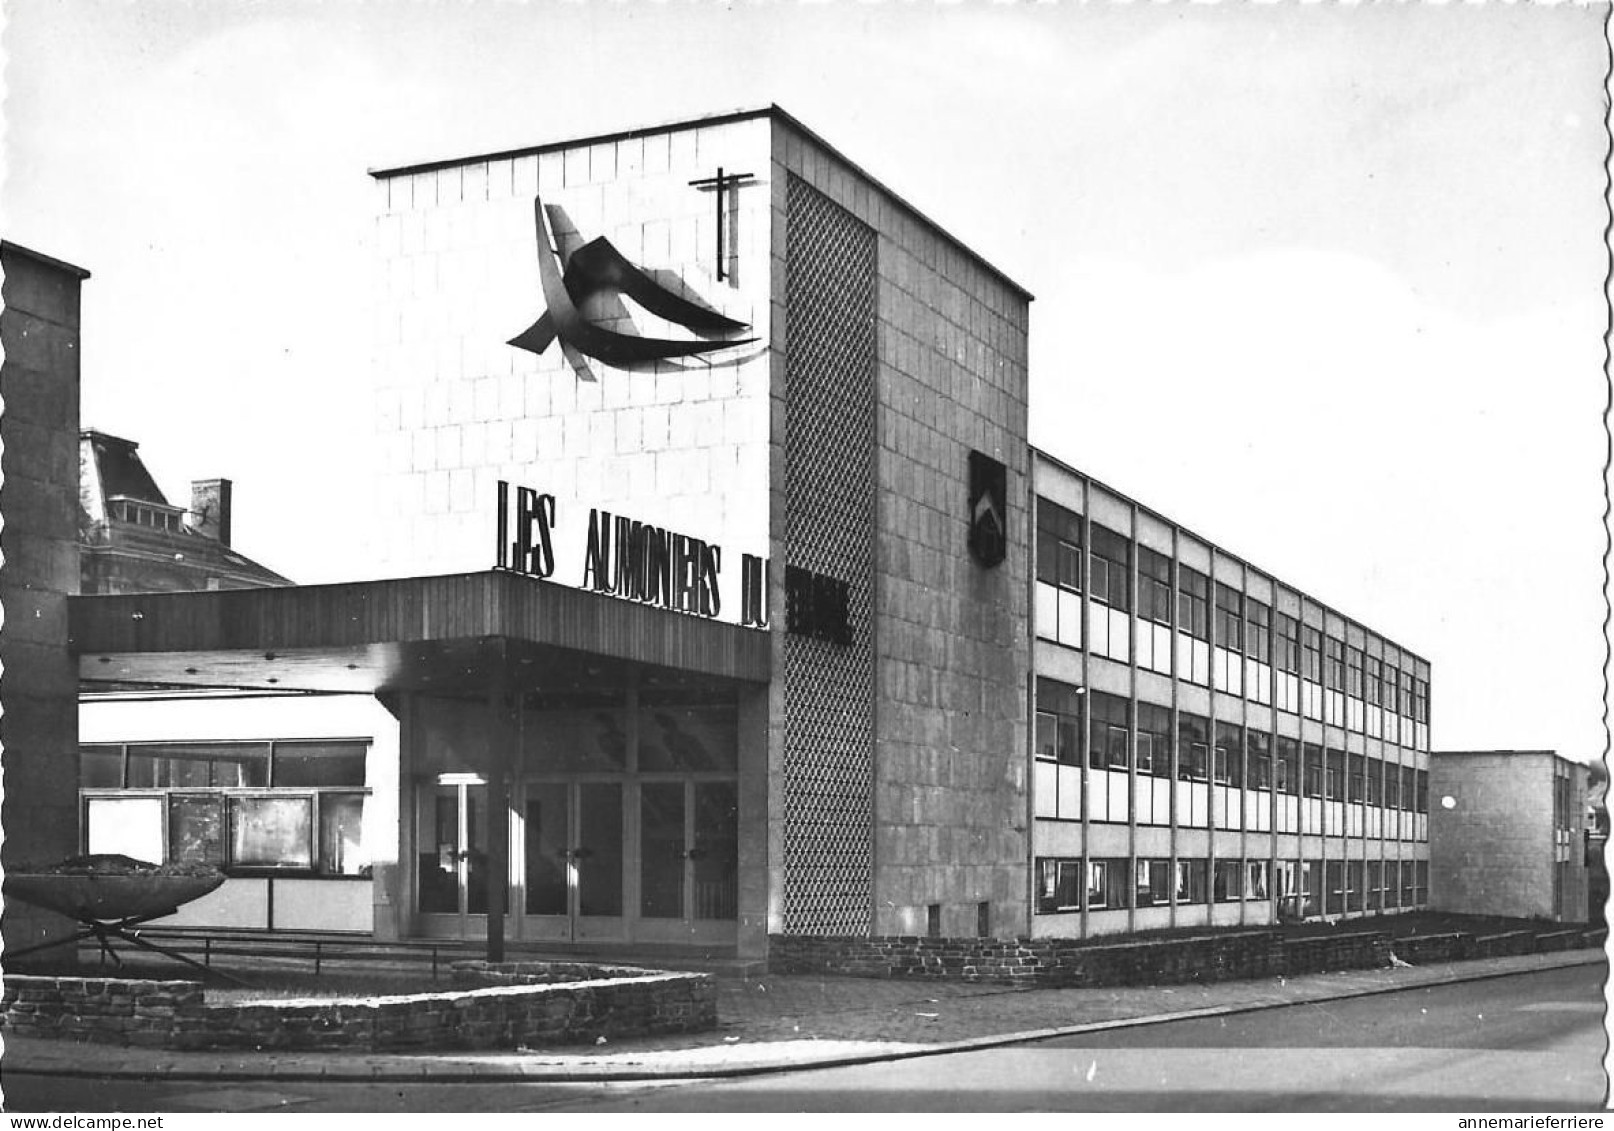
771;923;1608;985
1468;931;1536;959
1532;929;1583;954
1389;928;1600;965
1390;932;1469;965
770;930;1391;987
2;962;717;1051
1278;932;1391;974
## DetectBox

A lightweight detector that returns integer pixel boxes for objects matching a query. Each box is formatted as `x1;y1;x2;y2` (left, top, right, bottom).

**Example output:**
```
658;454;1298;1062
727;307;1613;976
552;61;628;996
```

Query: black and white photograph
0;0;1607;1115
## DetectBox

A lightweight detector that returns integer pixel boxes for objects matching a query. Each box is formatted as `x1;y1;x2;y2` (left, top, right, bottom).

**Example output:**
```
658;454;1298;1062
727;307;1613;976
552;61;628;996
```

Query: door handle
567;847;593;861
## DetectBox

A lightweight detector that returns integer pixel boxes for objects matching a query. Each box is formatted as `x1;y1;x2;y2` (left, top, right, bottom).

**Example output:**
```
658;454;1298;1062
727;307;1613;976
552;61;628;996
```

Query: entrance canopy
69;570;771;696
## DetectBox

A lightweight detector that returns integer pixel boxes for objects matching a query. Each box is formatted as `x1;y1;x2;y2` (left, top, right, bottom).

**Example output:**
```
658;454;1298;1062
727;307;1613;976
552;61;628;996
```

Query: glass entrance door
522;781;625;942
415;780;490;937
637;780;738;943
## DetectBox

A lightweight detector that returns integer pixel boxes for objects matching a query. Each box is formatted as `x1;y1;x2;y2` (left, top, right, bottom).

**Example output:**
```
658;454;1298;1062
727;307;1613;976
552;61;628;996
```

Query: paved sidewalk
3;949;1604;1083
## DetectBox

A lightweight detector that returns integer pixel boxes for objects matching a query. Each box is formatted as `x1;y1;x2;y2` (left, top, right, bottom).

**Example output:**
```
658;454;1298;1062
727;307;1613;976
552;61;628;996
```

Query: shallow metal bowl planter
4;854;235;981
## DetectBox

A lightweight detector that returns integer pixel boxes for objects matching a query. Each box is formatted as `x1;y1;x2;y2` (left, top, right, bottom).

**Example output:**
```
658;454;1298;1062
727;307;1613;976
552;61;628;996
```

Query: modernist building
1429;749;1587;924
1030;454;1431;936
64;107;1430;959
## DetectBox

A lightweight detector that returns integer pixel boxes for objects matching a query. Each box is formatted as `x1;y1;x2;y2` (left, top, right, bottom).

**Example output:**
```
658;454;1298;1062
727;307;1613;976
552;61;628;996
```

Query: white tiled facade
372;119;773;615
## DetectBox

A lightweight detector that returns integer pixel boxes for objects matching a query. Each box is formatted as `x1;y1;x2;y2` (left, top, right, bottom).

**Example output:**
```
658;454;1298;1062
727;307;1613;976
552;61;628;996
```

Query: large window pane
640;782;686;918
84;797;164;864
638;703;737;772
577;783;623;916
128;743;269;788
275;742;366;787
319;793;369;875
168;794;226;865
693;782;739;920
523;704;629;772
524;784;569;915
80;746;124;789
230;796;313;868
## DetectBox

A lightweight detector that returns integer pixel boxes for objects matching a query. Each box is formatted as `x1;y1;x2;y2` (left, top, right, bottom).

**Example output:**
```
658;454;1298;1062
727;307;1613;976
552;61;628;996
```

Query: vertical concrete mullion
1127;501;1139;934
1024;480;1038;940
1079;483;1091;940
1168;526;1180;929
1207;548;1218;921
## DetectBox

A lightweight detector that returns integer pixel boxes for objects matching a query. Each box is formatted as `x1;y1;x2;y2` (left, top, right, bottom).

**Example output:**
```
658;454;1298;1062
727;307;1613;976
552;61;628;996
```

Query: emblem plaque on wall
968;450;1008;569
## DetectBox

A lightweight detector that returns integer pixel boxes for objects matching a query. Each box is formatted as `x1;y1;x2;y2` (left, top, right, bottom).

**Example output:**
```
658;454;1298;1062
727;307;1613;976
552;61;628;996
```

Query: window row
79;741;373;876
1036;857;1269;913
82;790;370;876
1035;684;1429;806
1036;855;1430;915
81;740;368;790
1034;501;1429;723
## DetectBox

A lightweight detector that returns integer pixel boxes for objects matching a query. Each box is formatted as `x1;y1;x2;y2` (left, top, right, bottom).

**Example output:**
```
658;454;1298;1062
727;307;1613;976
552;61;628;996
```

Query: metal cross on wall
687;167;754;282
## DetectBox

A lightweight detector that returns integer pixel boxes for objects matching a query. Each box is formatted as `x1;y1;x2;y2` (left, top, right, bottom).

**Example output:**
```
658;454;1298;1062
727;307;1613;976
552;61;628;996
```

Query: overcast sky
4;1;1607;762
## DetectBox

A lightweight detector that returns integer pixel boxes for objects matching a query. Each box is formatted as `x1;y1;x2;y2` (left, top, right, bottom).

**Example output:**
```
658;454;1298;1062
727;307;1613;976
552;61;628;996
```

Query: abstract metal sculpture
508;197;754;368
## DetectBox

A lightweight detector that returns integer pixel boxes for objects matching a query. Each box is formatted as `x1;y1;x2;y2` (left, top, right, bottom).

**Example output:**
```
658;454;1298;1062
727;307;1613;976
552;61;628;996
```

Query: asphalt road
4;964;1607;1113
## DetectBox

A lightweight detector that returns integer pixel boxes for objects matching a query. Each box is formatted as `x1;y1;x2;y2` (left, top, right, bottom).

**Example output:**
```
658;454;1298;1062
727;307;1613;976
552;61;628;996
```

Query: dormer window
110;496;184;532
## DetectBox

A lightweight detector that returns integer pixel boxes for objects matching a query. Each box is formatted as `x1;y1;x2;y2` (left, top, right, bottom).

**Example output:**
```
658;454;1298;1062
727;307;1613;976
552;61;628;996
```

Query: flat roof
368;104;1033;305
1031;445;1431;669
1432;749;1565;759
1;240;91;280
69;570;771;695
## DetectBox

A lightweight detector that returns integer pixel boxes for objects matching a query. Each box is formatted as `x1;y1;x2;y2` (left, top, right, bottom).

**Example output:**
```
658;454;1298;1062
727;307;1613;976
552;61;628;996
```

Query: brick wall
3;965;716;1051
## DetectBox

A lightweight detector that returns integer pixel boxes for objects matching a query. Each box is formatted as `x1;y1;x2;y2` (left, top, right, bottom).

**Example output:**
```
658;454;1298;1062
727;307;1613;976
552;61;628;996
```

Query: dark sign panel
785;565;853;646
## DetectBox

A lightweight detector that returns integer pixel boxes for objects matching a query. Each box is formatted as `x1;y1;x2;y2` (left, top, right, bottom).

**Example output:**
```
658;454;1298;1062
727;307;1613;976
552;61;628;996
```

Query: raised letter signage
495;480;557;578
495;482;733;622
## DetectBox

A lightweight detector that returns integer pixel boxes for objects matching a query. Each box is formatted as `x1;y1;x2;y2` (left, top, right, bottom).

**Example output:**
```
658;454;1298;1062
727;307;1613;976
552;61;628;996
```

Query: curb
5;949;1604;1085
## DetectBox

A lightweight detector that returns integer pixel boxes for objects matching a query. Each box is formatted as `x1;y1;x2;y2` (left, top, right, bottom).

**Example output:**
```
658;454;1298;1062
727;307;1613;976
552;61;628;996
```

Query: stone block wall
1;977;202;1048
769;930;1395;987
1389;932;1469;965
0;244;89;956
1466;930;1535;959
769;115;1032;941
1431;751;1579;921
2;966;716;1051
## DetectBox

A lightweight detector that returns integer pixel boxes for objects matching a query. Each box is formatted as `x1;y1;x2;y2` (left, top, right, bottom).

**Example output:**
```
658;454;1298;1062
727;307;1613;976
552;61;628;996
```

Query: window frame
1035;857;1083;914
1088;526;1132;612
1214;583;1243;653
1177;566;1210;642
78;739;371;878
1245;599;1271;664
1137;546;1173;627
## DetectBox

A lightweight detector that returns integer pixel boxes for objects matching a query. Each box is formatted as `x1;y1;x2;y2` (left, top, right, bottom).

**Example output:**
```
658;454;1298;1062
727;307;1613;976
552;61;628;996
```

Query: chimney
190;478;232;546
